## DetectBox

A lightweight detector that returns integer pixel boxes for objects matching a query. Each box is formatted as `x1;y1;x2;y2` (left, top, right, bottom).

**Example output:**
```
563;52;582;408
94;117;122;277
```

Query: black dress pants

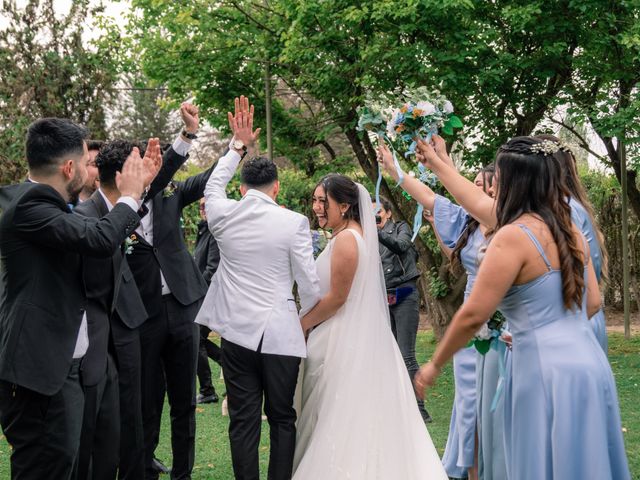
222;338;300;480
196;325;222;396
0;359;84;480
139;295;199;480
75;354;120;480
110;321;145;480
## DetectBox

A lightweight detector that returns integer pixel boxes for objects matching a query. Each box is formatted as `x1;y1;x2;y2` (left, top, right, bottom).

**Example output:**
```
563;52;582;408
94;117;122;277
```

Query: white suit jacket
195;150;321;357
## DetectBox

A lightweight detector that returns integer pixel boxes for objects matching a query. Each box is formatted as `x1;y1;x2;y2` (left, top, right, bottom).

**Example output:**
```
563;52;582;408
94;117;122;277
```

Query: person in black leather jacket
376;196;431;423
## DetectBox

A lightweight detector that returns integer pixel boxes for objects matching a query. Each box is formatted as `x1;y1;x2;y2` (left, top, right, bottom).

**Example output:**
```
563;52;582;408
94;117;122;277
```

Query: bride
293;174;447;479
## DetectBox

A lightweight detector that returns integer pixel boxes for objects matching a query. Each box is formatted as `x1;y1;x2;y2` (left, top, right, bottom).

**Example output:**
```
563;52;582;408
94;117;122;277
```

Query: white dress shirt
134;134;192;296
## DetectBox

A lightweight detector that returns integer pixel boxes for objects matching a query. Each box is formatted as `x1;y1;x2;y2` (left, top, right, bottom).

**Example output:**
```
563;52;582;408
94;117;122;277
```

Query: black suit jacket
194;220;220;284
73;146;187;385
127;164;215;316
0;183;139;395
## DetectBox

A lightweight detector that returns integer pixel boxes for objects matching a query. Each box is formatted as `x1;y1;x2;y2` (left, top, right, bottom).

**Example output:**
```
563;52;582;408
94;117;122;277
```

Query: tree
127;0;593;332
0;0;120;184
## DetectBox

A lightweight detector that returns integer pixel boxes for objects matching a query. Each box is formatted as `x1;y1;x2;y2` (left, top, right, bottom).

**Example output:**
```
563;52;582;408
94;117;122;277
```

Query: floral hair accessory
530;140;561;155
530;139;575;156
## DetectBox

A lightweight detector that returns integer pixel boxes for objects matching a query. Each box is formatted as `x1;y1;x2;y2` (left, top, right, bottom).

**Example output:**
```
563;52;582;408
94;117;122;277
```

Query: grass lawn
0;332;638;478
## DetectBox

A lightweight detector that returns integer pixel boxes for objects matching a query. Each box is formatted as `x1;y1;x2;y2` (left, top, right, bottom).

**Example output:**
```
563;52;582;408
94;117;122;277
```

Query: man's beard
80;178;98;199
66;169;85;205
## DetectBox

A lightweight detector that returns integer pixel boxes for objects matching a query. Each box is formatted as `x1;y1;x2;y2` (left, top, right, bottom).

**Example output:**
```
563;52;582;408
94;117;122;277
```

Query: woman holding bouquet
377;143;503;480
414;136;630;480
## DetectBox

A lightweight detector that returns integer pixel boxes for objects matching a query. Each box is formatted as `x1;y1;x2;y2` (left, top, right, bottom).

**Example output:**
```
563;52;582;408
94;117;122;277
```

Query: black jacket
0;182;139;395
73;145;187;385
377;219;420;290
126;163;215;318
193;220;219;284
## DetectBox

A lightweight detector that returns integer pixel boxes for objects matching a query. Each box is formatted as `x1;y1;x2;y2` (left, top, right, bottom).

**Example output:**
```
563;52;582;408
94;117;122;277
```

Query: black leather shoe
196;392;219;404
421;409;433;424
152;457;171;475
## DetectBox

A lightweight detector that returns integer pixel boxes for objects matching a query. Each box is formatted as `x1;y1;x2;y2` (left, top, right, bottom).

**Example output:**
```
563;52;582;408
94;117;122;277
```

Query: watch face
232;140;245;150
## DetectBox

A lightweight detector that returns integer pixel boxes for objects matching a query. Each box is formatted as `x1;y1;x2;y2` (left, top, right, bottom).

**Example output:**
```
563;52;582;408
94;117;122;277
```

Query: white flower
443;100;454;114
386;109;401;139
475;323;492;340
416;101;436;116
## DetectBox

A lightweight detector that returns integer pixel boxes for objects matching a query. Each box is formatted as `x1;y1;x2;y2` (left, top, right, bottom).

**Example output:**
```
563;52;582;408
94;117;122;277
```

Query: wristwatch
232;139;248;158
181;129;198;140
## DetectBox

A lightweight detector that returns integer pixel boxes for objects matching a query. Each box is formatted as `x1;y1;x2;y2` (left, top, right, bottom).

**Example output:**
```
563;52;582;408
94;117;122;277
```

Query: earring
341;212;345;217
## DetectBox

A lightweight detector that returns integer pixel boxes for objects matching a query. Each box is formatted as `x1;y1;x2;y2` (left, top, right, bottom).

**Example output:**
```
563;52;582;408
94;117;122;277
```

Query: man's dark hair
25;118;88;174
86;139;105;152
95;139;138;188
240;156;278;188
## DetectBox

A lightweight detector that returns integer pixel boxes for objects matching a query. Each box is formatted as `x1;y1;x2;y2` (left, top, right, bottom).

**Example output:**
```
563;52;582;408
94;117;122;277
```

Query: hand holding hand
116;147;146;200
142;138;162;187
180;102;199;135
228;95;261;149
413;361;441;400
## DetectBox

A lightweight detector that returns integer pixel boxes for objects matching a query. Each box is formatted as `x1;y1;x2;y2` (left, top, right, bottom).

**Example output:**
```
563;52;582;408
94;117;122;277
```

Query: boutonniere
124;233;139;254
163;182;177;198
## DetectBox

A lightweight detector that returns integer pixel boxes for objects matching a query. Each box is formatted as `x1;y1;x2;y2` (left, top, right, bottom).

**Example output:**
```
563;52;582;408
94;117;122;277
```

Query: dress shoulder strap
515;224;552;270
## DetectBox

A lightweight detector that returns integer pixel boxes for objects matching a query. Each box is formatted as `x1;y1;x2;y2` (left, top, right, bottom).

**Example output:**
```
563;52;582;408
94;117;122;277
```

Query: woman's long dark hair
315;174;361;227
449;164;495;276
495;136;585;309
534;133;609;284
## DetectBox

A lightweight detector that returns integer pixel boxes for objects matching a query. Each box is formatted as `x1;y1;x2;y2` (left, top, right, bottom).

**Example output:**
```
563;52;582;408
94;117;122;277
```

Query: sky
0;0;131;32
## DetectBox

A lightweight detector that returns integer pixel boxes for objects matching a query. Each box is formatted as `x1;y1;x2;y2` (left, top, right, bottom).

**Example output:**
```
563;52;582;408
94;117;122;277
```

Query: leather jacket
377;219;420;290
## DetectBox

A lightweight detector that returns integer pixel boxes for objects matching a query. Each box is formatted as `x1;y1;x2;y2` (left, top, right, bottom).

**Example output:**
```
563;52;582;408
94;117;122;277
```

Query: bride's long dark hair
495;136;585;309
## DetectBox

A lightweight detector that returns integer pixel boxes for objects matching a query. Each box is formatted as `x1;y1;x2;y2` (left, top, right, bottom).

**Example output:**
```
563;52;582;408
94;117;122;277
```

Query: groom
196;96;320;480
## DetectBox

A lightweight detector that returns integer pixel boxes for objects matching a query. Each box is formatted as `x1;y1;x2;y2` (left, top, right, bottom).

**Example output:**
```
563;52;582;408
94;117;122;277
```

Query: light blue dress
500;225;630;480
570;198;607;352
434;195;481;478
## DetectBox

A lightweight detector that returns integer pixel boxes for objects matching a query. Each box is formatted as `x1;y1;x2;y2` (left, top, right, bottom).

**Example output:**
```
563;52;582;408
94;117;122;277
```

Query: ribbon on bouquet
489;339;508;412
374;135;404;213
409;130;436;242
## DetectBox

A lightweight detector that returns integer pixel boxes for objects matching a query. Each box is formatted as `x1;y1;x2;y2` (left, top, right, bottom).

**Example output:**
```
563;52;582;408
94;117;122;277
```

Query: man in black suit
0;118;150;479
125;108;214;479
194;198;223;405
73;104;200;480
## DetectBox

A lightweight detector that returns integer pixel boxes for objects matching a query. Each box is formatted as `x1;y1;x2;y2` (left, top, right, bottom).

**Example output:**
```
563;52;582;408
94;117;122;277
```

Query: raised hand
116;147;146;200
376;139;402;182
415;138;442;170
227;95;261;148
180;102;199;135
142;137;162;187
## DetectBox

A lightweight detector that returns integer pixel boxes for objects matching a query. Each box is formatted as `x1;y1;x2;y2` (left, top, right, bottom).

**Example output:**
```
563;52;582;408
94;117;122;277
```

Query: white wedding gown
292;184;447;480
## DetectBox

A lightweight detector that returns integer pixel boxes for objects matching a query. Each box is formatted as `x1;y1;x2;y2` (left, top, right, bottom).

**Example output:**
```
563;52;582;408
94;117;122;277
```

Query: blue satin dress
500;225;630;480
570;198;607;352
434;195;481;478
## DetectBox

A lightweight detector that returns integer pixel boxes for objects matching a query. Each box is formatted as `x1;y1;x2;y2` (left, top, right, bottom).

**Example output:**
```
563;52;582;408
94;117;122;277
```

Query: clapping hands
116;147;146;200
142;138;162;187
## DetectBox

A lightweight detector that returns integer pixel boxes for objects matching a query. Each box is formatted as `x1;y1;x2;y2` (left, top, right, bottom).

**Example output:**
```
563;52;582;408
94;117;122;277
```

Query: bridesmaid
377;142;496;480
536;134;609;352
415;136;630;480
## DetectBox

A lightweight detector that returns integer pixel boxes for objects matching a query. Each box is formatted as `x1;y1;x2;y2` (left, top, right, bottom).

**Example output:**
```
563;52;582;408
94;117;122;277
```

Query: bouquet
357;87;463;187
469;311;509;355
357;87;463;241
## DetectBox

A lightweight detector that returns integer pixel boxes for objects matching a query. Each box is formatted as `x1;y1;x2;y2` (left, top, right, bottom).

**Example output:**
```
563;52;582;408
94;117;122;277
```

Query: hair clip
530;140;560;156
